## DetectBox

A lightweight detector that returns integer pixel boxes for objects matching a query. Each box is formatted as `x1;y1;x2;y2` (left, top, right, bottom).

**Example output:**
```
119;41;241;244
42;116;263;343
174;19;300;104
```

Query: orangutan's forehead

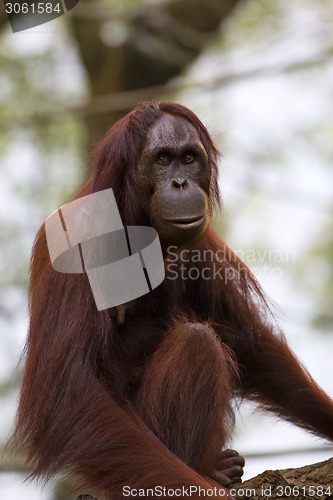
145;114;205;153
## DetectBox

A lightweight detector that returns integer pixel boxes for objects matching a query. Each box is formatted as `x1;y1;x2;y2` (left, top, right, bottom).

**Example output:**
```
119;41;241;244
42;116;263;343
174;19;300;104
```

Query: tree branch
2;48;332;128
236;457;333;500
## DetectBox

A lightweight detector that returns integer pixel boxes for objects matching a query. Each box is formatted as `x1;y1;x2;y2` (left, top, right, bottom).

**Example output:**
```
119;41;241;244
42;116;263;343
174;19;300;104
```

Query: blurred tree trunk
0;0;246;173
70;0;244;156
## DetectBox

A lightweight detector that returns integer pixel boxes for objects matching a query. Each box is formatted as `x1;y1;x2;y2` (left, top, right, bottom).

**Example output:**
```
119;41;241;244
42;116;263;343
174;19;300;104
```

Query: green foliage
218;0;285;49
0;22;86;331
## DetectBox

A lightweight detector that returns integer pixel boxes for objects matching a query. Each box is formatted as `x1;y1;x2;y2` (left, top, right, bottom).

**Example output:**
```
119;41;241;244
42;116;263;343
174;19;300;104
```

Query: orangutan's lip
166;215;205;228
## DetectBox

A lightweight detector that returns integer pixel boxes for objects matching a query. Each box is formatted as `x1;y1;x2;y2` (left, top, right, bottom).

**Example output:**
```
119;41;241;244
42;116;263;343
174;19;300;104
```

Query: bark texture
235;458;333;499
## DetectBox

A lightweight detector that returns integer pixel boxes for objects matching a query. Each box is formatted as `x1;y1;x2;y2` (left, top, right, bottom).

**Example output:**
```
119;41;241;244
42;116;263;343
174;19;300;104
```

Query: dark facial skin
138;113;211;245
